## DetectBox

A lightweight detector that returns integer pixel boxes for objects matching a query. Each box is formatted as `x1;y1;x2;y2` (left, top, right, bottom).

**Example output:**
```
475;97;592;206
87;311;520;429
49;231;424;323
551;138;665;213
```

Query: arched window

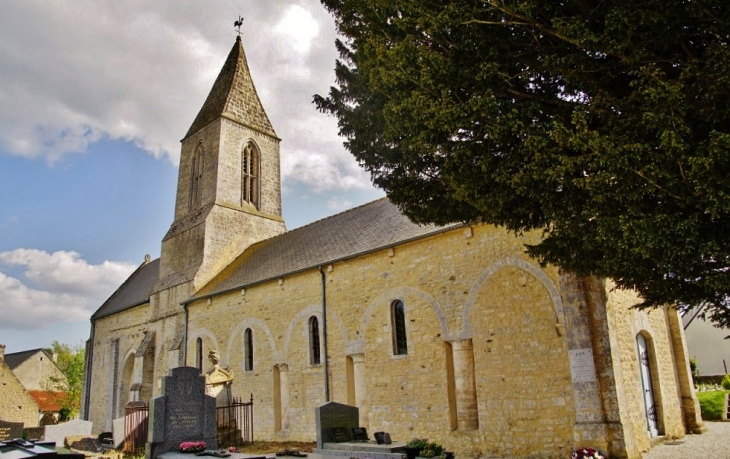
241;142;259;208
189;144;204;210
309;316;321;365
195;338;203;372
391;300;408;355
244;328;254;371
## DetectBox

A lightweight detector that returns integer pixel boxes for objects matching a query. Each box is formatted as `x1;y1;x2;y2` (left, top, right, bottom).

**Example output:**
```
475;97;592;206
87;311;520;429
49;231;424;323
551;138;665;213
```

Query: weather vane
234;15;244;35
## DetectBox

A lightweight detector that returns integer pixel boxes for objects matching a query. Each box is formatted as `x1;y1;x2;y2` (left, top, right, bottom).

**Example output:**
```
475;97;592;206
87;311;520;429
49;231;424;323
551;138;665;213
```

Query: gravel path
642;421;730;459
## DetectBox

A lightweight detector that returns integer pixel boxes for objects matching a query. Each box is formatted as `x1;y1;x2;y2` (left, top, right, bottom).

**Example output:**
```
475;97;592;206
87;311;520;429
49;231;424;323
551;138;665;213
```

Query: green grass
696;390;729;420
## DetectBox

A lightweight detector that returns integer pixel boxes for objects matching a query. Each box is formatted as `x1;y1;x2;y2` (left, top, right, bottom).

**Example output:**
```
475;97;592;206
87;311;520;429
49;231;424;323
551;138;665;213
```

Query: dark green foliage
722;374;730;390
316;1;730;325
690;358;700;384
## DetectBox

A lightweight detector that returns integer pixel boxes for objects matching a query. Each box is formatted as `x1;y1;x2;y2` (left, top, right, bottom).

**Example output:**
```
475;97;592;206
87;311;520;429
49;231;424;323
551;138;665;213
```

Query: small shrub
689;358;699;382
407;438;428;450
419;442;444;458
696;390;729;420
722;375;730;391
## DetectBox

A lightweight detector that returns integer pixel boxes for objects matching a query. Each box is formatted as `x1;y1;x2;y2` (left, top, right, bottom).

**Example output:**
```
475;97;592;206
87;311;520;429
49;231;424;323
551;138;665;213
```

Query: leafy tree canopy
316;0;730;326
45;341;85;420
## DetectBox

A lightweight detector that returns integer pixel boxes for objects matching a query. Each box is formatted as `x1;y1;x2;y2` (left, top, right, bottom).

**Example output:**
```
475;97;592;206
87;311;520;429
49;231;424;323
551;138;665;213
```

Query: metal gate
123;402;149;454
216;395;254;447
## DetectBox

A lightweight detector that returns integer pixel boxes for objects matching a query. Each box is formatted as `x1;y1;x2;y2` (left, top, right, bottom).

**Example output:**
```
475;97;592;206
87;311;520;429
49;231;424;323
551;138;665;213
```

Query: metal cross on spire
234;15;244;35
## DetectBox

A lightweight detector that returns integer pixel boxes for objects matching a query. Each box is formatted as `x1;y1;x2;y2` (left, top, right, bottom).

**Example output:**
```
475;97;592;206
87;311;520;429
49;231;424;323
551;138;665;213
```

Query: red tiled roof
28;390;66;412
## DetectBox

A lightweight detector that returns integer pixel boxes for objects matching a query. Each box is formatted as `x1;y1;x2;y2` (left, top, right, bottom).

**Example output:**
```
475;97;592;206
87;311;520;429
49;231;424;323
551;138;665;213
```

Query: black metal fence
120;394;253;453
216;394;254;448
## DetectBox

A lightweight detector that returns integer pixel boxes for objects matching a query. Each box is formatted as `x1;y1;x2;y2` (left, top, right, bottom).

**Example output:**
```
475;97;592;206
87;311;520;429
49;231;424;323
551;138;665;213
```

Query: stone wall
87;220;699;458
86;303;151;432
0;345;39;426
186;225;579;458
606;283;698;454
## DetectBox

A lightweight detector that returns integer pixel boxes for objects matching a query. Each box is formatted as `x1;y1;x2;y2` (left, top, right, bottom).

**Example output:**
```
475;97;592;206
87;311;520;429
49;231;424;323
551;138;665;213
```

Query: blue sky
0;1;383;353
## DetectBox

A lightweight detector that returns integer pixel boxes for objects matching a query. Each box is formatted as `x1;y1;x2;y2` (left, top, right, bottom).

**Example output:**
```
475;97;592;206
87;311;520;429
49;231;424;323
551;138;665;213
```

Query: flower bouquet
180;442;207;453
405;438;428;459
418;441;444;458
572;447;605;459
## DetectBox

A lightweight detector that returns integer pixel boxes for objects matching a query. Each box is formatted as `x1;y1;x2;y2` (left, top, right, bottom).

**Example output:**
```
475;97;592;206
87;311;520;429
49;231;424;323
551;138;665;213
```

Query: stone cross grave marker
314;401;359;449
0;420;24;441
146;366;217;459
44;419;92;448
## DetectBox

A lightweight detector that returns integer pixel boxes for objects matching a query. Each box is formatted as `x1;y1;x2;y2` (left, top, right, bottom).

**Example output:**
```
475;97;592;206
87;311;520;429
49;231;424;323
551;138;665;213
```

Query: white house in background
683;306;730;376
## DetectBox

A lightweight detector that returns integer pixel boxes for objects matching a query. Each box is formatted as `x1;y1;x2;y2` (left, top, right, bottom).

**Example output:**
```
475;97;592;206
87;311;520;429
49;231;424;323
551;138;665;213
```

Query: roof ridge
191;198;389;291
5;348;45;356
237;197;392;253
288;197;390;232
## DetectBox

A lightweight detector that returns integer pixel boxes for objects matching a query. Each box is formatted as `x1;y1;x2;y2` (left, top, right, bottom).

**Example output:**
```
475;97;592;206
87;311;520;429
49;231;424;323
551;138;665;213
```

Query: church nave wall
185;224;572;458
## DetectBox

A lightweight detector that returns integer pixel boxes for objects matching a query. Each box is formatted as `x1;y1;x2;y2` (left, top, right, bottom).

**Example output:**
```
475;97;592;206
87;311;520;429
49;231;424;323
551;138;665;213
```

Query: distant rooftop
3;348;50;370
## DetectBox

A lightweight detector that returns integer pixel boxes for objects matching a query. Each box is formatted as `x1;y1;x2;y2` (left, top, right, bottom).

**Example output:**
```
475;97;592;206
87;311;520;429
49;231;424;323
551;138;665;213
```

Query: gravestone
314;402;359;448
67;436;101;452
44;419;92;448
0;438;63;459
0;420;24;441
146;366;217;459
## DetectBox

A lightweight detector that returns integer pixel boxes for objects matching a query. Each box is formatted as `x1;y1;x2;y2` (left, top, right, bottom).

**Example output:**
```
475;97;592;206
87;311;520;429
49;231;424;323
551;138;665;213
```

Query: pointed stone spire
184;36;277;139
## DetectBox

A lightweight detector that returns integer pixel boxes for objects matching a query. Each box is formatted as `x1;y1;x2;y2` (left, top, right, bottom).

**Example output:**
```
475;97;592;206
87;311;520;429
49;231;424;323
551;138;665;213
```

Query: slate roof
90;199;457;320
192;198;458;300
91;258;160;320
3;349;48;370
184;36;277;140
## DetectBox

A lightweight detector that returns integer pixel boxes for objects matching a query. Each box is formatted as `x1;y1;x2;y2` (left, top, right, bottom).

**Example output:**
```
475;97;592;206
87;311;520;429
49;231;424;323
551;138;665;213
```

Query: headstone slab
43;419;93;448
0;438;60;459
0;420;24;441
112;416;125;449
314;402;359;449
146;366;217;459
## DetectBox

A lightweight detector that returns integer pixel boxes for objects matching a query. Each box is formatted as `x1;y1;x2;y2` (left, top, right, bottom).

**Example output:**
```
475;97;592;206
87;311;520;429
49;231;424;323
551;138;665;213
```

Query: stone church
81;36;705;458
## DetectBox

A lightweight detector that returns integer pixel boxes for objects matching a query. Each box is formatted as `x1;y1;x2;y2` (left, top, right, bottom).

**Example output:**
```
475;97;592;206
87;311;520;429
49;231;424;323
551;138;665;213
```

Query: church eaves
184;36;277;140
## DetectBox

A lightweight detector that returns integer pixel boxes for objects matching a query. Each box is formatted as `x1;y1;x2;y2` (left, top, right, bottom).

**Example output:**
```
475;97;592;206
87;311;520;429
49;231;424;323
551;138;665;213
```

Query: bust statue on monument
204;349;233;407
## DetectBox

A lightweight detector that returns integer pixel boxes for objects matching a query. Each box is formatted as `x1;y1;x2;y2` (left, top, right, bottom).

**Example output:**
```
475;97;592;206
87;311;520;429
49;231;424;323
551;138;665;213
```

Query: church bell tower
156;35;287;293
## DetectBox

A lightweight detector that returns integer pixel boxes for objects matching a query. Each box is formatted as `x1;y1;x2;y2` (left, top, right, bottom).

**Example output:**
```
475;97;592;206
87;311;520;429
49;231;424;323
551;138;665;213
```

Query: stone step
313;443;406;459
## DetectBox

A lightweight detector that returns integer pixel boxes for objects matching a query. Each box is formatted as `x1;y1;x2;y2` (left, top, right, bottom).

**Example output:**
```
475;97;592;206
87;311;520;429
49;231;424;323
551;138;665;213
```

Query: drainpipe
319;266;330;402
182;303;189;365
82;322;95;420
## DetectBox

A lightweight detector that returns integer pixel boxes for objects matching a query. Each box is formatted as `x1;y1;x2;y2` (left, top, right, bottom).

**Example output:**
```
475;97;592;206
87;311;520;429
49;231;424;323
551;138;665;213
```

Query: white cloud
0;249;136;329
0;272;89;329
0;0;374;191
273;5;320;55
1;216;19;228
327;197;354;212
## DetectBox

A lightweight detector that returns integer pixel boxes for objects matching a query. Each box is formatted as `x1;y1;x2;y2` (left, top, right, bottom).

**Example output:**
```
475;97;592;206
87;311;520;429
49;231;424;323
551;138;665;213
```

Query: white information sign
569;348;597;383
